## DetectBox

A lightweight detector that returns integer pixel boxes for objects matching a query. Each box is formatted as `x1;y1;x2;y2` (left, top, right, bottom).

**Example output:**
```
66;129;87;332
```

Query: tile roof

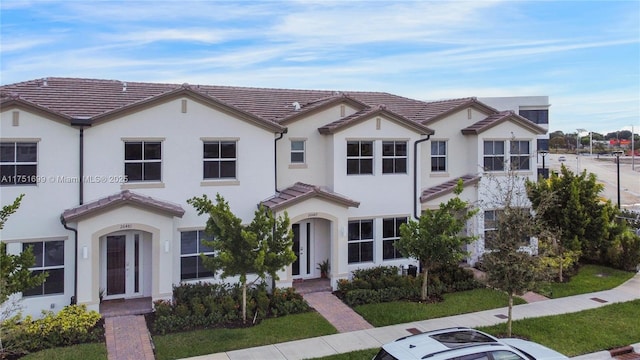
61;190;185;222
461;111;547;135
261;182;360;212
0;77;511;130
420;174;481;203
318;104;434;135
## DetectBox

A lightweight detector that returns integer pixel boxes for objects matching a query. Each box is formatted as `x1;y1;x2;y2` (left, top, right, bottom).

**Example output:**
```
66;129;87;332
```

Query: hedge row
151;282;309;334
338;265;482;306
1;305;103;358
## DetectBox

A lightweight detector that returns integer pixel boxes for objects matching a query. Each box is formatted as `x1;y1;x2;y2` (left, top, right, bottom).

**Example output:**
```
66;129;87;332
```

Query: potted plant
317;259;330;278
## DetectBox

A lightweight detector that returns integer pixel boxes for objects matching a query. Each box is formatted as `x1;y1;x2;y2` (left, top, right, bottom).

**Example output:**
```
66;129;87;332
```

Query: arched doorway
99;230;152;300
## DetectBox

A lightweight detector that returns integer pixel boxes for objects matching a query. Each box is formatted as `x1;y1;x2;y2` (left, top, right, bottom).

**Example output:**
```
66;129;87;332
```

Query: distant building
478;96;550;178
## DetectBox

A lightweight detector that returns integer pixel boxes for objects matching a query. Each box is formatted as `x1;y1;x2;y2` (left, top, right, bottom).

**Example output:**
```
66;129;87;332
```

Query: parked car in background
373;327;568;360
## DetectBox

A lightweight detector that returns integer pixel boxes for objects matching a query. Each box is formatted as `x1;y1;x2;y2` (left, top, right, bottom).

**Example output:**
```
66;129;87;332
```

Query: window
204;141;237;179
431;141;447;172
347;141;373;175
180;230;215;280
518;109;548;124
348;220;374;263
483;141;504;171
510;141;530;170
22;241;64;296
382;141;407;174
0;142;37;186
484;210;500;250
290;140;305;164
382;217;407;260
490;350;525;360
124;141;161;181
537;138;549;152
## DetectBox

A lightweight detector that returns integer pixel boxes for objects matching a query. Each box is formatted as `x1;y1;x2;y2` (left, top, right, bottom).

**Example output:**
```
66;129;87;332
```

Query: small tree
396;180;477;301
187;194;295;323
482;207;540;337
247;205;296;290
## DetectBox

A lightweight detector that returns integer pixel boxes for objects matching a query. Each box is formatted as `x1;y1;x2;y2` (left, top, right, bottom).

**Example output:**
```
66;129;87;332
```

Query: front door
292;222;314;279
103;232;141;299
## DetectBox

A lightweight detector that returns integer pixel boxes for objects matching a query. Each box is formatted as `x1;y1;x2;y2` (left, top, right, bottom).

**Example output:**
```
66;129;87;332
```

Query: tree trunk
242;282;247;323
559;253;564;282
421;267;429;301
507;292;513;337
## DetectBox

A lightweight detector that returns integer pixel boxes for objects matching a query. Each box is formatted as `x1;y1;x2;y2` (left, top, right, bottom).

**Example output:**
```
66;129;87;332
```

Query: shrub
2;305;103;355
150;282;310;334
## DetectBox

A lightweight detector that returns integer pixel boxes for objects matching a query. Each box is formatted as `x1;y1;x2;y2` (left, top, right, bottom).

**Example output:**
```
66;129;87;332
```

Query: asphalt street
547;153;640;212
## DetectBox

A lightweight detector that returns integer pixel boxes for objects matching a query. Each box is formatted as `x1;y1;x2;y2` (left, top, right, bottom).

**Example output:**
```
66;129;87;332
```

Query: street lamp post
576;128;587;173
613;150;623;209
539;150;549;179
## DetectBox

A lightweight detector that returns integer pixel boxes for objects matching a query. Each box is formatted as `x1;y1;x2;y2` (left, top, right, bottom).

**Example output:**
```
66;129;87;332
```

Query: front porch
100;297;153;317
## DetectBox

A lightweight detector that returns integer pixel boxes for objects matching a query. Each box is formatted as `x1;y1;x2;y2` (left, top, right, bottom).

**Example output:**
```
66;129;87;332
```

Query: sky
1;0;638;135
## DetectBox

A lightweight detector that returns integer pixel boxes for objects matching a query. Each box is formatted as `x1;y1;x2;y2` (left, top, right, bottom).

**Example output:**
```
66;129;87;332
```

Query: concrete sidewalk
181;273;640;360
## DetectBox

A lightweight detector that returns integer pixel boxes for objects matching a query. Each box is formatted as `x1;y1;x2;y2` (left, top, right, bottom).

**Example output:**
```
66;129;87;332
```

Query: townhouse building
0;78;547;317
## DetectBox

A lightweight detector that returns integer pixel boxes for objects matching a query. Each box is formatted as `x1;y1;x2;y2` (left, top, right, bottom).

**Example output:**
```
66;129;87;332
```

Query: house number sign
120;224;132;229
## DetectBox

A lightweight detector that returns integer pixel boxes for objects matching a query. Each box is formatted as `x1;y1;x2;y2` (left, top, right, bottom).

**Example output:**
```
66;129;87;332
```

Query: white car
373;327;568;360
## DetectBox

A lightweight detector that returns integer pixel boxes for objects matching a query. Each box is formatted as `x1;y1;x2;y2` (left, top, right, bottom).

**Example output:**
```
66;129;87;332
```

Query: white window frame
22;240;65;297
347;219;374;264
483;140;505;171
124;140;162;182
382;217;407;260
346;140;374;175
0;141;38;186
510;140;531;171
431;140;447;173
203;140;237;180
180;230;215;280
382;141;407;174
290;139;306;164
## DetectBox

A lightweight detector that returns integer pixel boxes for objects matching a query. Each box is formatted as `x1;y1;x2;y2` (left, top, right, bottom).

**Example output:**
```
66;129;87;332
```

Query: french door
292;222;314;279
104;232;141;299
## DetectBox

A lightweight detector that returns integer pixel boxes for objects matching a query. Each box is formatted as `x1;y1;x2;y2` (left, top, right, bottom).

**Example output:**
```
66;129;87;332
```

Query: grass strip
153;311;337;360
355;288;526;327
20;342;107;360
536;264;635;298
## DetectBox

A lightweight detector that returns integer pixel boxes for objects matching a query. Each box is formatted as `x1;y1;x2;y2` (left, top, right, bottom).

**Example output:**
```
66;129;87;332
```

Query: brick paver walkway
105;315;155;360
302;291;374;333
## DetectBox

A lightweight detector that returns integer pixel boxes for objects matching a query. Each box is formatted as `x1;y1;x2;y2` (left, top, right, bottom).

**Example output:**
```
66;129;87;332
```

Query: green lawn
153;311;337;360
20;342;107;360
312;300;640;359
355;288;526;327
536;264;635;298
478;300;640;356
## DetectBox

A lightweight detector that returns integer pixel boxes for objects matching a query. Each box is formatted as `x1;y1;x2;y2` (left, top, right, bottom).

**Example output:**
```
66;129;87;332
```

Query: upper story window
348;219;374;263
382;217;407;260
124;141;161;182
204;141;237;179
518;109;548;124
483;141;505;171
0;142;37;186
347;141;373;175
382;141;407;174
290;140;305;164
180;230;214;280
431;141;447;172
510;141;530;170
22;240;65;297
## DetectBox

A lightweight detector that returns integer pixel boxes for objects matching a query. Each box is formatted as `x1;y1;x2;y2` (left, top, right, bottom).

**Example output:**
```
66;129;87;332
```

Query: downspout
62;121;87;305
79;127;84;205
60;216;78;305
274;128;288;193
413;135;431;220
